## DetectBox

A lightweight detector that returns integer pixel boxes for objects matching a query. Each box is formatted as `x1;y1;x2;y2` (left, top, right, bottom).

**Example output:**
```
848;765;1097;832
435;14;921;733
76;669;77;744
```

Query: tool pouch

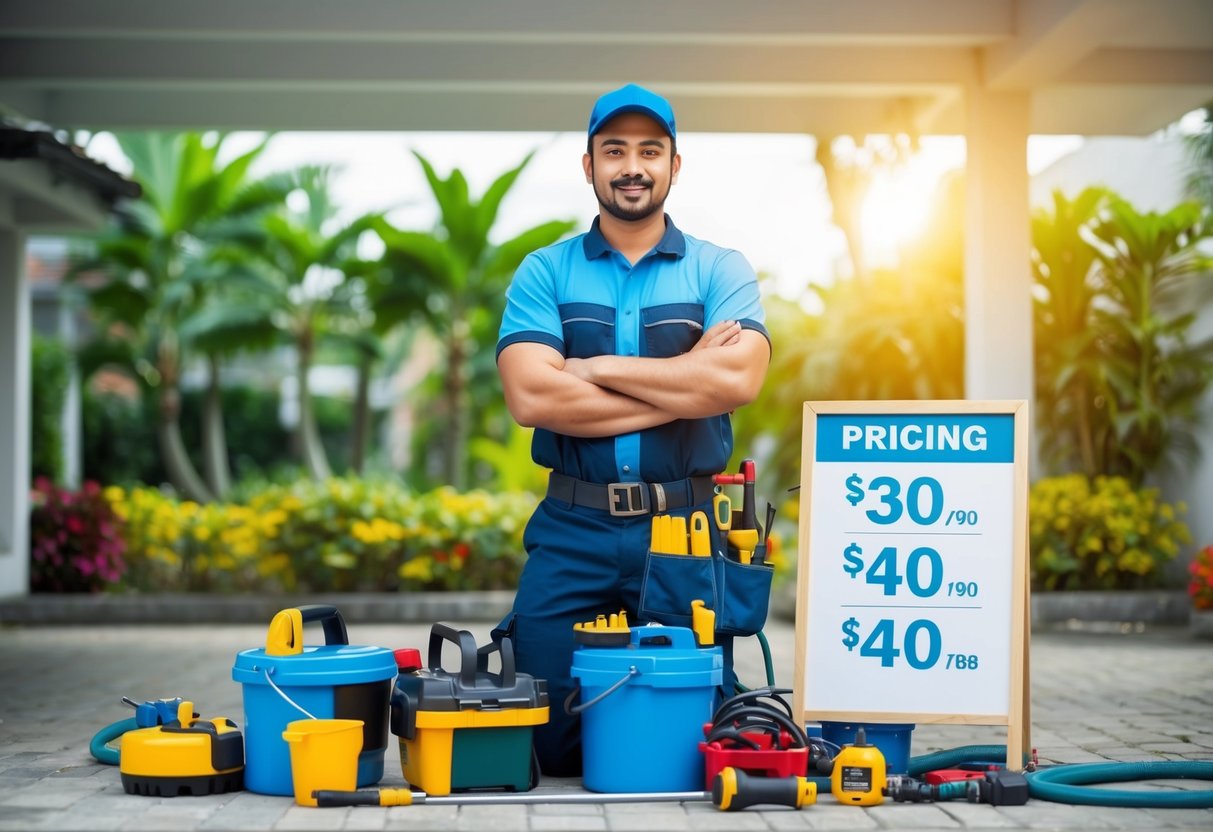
638;534;772;637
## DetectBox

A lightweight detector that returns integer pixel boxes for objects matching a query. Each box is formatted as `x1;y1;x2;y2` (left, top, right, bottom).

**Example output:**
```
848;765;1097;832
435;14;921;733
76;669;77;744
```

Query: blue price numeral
866;476;944;526
859;618;942;669
867;546;943;597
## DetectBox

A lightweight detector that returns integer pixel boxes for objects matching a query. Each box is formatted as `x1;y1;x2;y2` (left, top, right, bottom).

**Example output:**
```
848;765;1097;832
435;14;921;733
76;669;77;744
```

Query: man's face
583;113;680;222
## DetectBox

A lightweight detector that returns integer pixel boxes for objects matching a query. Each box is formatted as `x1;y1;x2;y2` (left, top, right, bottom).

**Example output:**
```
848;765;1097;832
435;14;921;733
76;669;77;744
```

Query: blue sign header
816;413;1015;463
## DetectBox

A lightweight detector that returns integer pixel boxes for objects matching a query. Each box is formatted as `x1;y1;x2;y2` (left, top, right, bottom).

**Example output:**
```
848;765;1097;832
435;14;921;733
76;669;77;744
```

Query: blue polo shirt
497;214;769;485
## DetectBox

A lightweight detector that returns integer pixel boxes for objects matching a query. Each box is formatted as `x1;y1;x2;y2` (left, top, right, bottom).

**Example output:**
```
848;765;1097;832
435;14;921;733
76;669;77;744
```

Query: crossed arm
497;320;770;438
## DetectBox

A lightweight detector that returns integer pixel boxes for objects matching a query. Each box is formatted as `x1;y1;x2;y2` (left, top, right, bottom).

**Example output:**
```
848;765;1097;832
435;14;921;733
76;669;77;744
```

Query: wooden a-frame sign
792;400;1031;771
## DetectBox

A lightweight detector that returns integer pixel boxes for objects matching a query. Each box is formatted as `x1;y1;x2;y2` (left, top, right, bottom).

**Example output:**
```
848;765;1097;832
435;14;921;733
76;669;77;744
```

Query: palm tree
371;150;576;489
196;164;381;480
70;132;283;501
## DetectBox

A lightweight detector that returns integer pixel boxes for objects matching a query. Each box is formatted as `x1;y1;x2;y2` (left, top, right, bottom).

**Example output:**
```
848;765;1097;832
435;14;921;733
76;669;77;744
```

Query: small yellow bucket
281;718;364;806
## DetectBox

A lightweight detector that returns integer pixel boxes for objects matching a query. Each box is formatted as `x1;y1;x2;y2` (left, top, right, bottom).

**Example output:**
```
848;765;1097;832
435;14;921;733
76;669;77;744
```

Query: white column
60;299;81;488
964;88;1034;405
0;227;31;596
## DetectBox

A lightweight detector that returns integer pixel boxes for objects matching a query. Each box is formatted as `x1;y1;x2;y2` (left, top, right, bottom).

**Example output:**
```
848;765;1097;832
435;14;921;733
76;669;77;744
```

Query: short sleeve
705;249;769;346
496;251;565;360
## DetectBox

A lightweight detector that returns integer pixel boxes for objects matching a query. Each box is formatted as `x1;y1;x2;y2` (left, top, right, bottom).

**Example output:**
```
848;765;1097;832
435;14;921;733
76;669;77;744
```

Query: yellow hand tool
690;599;715;646
712;492;732;532
669;515;688;555
727;529;759;565
689;511;711;557
713;766;817;811
659;514;675;553
650;515;664;552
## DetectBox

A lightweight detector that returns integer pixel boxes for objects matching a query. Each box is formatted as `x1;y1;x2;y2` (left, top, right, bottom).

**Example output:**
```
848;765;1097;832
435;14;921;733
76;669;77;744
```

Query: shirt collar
583;214;687;260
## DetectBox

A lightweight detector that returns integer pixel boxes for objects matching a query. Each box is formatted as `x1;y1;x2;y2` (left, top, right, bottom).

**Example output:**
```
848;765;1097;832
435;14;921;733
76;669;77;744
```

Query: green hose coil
1026;760;1213;808
910;745;1213;808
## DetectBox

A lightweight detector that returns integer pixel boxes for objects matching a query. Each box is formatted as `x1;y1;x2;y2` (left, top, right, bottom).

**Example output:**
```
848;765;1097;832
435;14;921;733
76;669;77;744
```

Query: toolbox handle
427;623;478;687
265;604;349;656
475;636;517;688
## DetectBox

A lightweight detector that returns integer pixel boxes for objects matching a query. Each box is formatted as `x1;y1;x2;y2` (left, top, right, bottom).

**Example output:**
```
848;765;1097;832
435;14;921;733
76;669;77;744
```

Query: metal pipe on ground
314;788;712;807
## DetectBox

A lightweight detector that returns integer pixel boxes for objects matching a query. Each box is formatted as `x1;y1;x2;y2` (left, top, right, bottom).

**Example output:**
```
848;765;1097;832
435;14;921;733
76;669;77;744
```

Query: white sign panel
795;401;1029;733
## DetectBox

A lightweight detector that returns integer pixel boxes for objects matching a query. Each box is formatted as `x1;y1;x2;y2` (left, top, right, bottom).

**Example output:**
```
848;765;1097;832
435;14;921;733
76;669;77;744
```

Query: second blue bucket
820;721;915;774
570;624;722;793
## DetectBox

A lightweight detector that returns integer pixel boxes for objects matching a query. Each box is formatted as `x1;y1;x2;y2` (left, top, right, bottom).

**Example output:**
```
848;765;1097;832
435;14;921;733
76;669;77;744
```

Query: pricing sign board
793;401;1030;766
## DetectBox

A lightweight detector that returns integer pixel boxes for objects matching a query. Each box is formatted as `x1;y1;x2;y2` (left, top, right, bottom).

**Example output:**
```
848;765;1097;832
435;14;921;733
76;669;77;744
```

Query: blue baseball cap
587;83;676;140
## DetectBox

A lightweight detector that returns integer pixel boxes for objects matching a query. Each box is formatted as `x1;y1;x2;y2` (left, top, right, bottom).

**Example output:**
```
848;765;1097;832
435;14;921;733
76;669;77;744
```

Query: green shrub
81;387;160;486
1029;474;1190;591
30;336;70;482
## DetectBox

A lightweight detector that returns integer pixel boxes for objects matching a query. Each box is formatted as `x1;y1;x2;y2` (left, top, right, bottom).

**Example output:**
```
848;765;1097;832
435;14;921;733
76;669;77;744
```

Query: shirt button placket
615;261;643;480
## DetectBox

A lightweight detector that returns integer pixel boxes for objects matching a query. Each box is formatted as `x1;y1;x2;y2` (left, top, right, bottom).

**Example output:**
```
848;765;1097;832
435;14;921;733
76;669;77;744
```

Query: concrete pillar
963;88;1034;407
59;298;81;488
0;227;31;597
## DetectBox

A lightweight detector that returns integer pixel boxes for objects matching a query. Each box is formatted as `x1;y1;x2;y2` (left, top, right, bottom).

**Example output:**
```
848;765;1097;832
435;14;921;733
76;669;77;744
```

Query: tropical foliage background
28;105;1213;594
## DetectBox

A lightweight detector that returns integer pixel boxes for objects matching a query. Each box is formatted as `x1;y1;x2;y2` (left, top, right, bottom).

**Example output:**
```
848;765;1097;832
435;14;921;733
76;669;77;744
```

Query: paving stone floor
0;615;1210;830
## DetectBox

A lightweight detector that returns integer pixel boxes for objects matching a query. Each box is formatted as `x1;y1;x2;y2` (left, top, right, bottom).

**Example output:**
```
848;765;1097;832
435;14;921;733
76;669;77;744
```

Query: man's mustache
611;175;653;189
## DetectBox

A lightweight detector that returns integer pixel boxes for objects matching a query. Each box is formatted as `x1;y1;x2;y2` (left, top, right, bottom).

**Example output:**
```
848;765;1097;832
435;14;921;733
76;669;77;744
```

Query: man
494;83;771;777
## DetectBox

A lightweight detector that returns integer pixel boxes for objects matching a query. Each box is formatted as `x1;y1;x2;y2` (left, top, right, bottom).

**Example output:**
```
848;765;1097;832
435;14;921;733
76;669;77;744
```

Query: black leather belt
547;472;716;517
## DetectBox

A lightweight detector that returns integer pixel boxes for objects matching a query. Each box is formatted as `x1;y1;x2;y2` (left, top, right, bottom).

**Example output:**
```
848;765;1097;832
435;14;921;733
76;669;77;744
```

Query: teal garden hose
909;745;1213;809
1026;760;1213;808
89;716;137;765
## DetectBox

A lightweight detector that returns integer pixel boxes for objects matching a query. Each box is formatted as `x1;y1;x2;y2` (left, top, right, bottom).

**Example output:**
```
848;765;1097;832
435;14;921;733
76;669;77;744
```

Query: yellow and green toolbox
389;623;549;796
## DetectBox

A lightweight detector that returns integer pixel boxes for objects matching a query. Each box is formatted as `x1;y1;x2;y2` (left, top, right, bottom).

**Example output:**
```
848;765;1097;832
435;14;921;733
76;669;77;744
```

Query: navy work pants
494;494;736;778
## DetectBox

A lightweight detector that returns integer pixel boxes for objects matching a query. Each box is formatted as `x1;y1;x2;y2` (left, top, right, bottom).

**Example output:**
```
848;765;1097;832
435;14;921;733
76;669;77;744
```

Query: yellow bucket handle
264;605;350;656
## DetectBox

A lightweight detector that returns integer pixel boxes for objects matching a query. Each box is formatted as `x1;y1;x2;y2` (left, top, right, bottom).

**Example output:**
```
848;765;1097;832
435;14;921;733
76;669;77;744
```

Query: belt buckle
607;482;650;517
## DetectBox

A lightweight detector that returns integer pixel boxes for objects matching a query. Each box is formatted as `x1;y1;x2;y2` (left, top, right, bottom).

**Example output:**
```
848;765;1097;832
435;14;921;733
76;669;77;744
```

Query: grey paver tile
382;803;458;830
274;804;351;829
800;804;880;828
937;802;1027;828
867;803;962;827
530;814;609;831
452;802;528;831
604;807;695;830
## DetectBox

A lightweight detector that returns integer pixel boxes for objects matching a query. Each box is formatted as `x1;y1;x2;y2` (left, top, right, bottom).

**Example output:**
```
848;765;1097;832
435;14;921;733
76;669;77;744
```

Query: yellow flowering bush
1029;474;1190;591
105;486;274;591
105;477;537;593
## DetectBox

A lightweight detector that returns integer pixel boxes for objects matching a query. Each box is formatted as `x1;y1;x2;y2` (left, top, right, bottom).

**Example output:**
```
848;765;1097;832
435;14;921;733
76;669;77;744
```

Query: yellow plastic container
398;707;549;796
391;624;549;796
281;718;364;807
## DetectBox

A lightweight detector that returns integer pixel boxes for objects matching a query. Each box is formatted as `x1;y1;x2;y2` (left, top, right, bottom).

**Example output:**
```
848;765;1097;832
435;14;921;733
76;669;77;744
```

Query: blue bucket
231;605;398;796
819;721;915;774
570;624;722;793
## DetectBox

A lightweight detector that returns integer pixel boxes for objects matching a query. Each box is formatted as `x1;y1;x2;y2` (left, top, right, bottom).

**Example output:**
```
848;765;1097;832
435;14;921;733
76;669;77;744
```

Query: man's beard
593;170;669;222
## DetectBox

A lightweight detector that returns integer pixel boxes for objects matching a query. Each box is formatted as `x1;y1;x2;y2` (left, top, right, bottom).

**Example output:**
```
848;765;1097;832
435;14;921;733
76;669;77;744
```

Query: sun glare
859;159;940;268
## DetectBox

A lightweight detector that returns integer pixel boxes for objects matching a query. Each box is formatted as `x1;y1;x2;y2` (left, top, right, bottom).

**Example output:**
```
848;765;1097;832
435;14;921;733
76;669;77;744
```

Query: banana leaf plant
191;164;383;481
371;149;576;489
1087;197;1213;484
68;131;286;501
